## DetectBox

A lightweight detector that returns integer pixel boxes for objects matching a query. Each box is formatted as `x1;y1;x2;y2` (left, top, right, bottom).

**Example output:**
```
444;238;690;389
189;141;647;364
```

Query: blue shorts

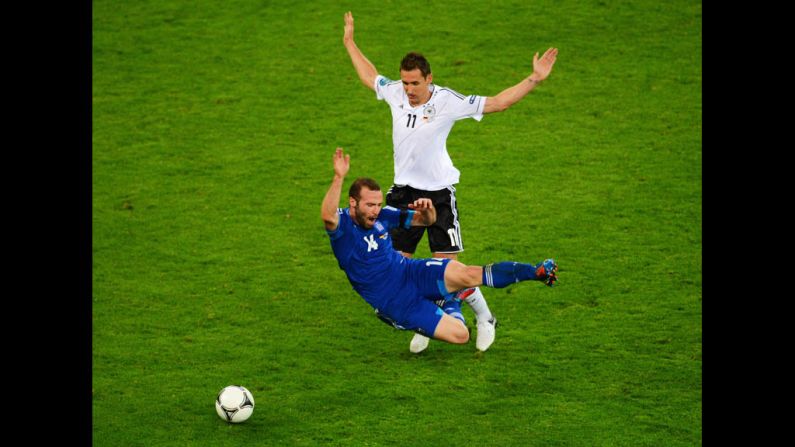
375;257;454;337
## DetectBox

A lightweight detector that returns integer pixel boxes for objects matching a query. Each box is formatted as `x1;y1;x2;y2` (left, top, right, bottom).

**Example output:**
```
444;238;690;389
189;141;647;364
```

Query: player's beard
352;203;376;229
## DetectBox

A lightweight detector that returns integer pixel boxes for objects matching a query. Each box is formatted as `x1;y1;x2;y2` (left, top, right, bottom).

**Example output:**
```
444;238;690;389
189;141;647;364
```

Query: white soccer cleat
410;333;430;353
476;316;497;351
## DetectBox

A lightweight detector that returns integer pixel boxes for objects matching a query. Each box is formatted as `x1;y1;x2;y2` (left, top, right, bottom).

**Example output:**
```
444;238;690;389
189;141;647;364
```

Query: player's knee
450;324;470;344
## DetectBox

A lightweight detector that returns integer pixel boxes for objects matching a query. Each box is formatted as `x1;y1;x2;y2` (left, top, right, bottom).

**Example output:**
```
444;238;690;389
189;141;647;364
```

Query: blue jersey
326;206;414;310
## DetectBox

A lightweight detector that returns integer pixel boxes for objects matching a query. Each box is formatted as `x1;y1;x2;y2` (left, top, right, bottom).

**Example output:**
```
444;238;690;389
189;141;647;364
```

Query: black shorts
385;184;463;254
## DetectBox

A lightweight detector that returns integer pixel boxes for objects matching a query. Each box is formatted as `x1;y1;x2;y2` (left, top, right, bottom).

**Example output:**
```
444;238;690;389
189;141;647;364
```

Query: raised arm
321;147;350;231
483;47;558;114
408;198;437;227
343;11;378;91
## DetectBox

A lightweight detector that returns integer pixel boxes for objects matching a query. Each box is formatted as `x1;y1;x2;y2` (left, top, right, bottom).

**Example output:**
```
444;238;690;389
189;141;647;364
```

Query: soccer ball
215;385;255;423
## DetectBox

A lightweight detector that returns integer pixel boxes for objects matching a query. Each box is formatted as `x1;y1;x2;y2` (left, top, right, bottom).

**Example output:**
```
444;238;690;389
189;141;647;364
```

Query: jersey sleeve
327;209;353;270
379;205;414;231
326;208;347;241
440;88;486;122
374;75;403;107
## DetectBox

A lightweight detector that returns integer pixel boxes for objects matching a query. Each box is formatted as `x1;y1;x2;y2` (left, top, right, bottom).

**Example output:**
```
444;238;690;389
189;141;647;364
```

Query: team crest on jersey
374;221;385;233
422;104;436;123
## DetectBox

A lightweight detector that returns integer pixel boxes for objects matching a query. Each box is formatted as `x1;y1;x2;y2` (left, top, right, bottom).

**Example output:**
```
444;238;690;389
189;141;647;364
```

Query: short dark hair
349;177;381;200
400;52;432;78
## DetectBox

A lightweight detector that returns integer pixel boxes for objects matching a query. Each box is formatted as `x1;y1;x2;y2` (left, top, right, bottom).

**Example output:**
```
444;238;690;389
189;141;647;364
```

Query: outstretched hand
333;147;350;178
407;198;433;211
343;11;354;42
407;198;436;226
532;47;558;81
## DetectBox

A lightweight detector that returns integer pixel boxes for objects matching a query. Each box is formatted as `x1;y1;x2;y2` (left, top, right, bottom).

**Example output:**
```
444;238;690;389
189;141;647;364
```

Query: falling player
322;147;557;348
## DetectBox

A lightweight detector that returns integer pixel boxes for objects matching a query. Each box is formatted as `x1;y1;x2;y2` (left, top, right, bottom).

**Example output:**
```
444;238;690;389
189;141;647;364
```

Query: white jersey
374;74;486;190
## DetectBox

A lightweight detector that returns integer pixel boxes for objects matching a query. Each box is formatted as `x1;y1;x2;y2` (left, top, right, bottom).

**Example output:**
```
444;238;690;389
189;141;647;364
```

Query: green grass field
93;0;701;445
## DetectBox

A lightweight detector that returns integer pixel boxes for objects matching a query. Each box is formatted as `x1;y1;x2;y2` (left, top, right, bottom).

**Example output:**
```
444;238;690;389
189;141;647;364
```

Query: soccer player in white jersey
342;11;558;353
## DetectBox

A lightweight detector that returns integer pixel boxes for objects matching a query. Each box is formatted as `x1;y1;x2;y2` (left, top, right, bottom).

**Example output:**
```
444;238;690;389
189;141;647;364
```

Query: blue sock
441;297;465;324
482;262;539;288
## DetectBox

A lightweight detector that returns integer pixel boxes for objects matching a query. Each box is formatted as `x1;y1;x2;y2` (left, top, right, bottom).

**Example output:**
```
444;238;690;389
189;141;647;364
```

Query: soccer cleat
410;333;430;353
535;258;558;286
475;315;497;351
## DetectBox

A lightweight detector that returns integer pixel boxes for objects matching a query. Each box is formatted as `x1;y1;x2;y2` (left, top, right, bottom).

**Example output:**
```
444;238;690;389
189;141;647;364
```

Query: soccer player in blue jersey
322;147;557;346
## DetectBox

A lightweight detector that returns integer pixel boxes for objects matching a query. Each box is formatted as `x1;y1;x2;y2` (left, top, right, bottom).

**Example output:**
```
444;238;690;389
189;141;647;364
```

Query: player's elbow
322;217;339;231
321;210;337;227
362;75;376;91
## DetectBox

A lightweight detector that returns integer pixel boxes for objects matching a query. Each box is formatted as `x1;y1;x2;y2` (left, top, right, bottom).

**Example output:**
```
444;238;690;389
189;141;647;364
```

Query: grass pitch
93;0;701;445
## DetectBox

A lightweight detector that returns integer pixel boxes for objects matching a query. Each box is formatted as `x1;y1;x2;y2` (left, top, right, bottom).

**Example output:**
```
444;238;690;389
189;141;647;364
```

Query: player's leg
402;257;470;350
432;252;496;351
425;186;497;351
400;294;469;348
375;301;466;346
431;313;469;344
411;295;465;353
443;258;558;293
404;257;557;352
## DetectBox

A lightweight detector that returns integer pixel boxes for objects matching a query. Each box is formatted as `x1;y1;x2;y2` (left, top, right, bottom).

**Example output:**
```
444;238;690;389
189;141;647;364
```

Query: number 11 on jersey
406;114;417;128
447;228;460;248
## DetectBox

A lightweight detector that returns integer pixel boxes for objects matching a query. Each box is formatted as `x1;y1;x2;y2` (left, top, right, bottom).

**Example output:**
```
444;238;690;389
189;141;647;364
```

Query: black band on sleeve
399;209;410;228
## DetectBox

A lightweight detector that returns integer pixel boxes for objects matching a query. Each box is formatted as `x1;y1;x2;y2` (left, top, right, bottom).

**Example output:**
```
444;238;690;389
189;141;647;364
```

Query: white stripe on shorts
446;185;463;251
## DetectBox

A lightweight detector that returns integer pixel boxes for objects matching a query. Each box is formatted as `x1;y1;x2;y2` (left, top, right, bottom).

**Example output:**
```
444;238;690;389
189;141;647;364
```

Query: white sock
463;287;493;321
